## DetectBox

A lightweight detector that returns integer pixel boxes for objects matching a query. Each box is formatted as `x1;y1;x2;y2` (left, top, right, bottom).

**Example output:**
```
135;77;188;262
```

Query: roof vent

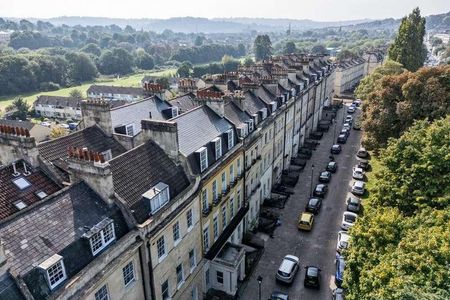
13;200;27;210
12;162;20;177
22;161;31;176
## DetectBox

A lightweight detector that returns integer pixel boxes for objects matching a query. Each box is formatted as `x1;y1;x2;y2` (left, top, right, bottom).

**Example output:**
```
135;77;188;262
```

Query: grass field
0;68;176;112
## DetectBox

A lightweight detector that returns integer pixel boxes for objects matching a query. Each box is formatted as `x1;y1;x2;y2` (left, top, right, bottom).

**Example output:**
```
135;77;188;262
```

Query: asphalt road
241;105;362;300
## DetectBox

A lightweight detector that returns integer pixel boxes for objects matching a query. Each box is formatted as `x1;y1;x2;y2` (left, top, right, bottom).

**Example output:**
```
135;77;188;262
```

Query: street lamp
310;164;315;197
257;275;263;300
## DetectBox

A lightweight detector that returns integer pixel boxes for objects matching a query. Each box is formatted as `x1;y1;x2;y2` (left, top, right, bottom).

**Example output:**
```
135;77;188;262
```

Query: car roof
338;134;346;137
316;183;326;189
300;212;313;221
306;266;319;276
284;254;299;263
354;181;365;187
354;167;363;172
338;231;350;242
309;198;320;205
279;255;299;272
344;211;358;217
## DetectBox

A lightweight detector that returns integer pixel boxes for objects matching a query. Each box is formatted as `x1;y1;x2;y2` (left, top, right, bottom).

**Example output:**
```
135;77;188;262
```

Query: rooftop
87;85;144;96
35;95;82;109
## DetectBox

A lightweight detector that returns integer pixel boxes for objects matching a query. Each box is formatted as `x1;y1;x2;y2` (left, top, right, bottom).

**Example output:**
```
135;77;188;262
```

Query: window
247;119;254;132
230;197;235;217
237;189;242;209
197;147;208;172
205;268;210;287
126;124;134;136
221;172;227;192
203;227;209;250
157;236;166;259
122;261;135;287
213;137;222;159
230;165;234;182
237;158;241;175
172;107;179;117
191;286;198;300
222;205;227;229
213;216;219;239
173;221;180;244
95;285;109;300
144;182;170;214
161;280;169;300
12;177;31;190
261;108;268;119
89;222;116;256
176;264;184;286
226;129;234;149
212;180;218;201
189;249;196;271
41;256;67;290
202;189;208;211
186;209;193;229
217;271;224;284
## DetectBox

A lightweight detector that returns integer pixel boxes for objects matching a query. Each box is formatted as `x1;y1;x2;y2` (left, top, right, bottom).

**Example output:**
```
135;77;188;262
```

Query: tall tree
388;7;426;71
253;35;272;61
283;41;297;54
66;52;98;83
11;97;30;120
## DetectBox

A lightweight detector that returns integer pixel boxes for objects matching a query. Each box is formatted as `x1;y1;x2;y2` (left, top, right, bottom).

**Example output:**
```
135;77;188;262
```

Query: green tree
99;48;134;75
194;36;204;46
80;43;102;56
221;55;240;72
283;41;297;54
243;57;254;67
69;88;83;98
310;44;327;55
388;7;426;71
135;49;154;70
11;97;30;120
177;62;192;77
66;52;98;83
253;35;272;61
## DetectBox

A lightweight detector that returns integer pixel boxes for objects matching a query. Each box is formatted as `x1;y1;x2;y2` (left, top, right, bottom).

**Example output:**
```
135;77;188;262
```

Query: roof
0;182;128;279
0;273;24;300
224;102;252;127
0;119;35;131
238;91;268;115
169;93;199;113
35;96;82;109
174;106;233;156
0;161;61;221
109;140;190;223
87;85;144;96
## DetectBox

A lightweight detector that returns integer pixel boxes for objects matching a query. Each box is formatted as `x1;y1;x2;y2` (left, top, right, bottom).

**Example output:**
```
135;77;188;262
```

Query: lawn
0;68;176;112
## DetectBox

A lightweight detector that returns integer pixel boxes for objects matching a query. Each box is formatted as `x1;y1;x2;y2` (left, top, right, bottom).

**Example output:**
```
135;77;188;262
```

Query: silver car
276;255;300;284
351;180;365;195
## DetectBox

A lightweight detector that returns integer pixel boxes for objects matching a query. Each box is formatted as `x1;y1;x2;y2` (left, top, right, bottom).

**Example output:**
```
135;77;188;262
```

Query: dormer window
143;182;170;214
39;254;67;290
212;137;222;160
126;124;134;136
196;147;208;172
270;101;277;113
260;108;268;120
246;120;254;132
226;129;234;149
172;107;179;118
84;218;116;256
237;125;248;138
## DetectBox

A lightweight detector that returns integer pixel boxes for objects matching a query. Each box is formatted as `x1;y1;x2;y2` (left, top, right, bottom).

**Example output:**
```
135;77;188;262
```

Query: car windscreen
345;214;356;222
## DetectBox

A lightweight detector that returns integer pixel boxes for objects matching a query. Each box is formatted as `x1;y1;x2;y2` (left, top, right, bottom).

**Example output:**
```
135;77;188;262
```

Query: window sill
174;239;181;247
190;265;197;274
158;254;167;264
124;279;136;290
187;226;194;233
177;280;185;290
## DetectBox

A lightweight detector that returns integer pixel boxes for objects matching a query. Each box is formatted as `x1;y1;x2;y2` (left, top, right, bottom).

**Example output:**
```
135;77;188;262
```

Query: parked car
352;166;364;180
305;198;322;214
345;116;353;124
298;212;314;231
271;291;289;300
343;123;351;131
333;288;345;300
337;134;347;144
353;99;362;107
346;196;361;213
304;266;321;289
331;144;342;154
326;161;337;173
340;128;350;137
351;181;365;195
357;158;369;171
319;171;331;183
341;211;358;230
356;147;369;158
336;231;350;252
276;255;300;284
40;121;51;127
347;106;355;113
59;123;70;129
68;122;78;130
335;254;346;287
313;184;328;198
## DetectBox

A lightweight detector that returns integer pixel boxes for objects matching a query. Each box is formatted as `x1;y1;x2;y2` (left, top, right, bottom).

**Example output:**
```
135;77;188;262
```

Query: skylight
13;200;27;210
35;191;48;199
13;177;31;190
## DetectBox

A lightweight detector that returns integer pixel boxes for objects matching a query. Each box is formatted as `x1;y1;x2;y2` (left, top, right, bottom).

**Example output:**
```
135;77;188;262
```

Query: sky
1;0;449;21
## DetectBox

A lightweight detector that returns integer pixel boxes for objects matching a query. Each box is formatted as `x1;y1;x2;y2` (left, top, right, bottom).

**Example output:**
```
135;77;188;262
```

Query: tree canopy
253;35;272;61
344;117;450;300
388;7;427;71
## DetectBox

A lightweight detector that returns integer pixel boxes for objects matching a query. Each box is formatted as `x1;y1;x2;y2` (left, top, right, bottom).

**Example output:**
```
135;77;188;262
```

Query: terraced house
0;53;335;300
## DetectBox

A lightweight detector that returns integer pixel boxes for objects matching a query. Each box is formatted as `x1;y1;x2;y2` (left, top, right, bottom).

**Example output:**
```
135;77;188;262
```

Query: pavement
240;105;362;300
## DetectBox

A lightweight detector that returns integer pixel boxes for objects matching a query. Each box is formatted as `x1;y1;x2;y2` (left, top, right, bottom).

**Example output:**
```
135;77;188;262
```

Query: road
241;105;361;300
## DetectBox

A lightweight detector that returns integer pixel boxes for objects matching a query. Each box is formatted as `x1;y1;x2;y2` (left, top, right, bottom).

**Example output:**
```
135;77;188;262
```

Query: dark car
331;144;342;154
340;128;350;137
318;171;331;183
271;291;289;300
335;253;345;287
337;134;347;144
326;161;337;173
346;196;361;213
357;158;370;171
313;184;328;198
304;266;321;289
305;198;322;214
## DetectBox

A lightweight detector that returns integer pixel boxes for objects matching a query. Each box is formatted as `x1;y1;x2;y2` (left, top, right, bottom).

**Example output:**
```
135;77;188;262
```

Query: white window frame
122;261;135;287
213;216;219;240
126;124;134;136
176;263;184;287
189;249;197;272
197;147;208;172
226;129;234;149
157;236;166;260
213;137;222;160
221;205;227;229
172;106;179;117
186;209;193;230
230;165;234;182
261;108;268;119
212;180;218;201
202;189;209;211
95;284;109;300
173;221;181;246
161;280;169;300
203;227;209;251
221;172;227;192
230;197;235;217
247;119;254;132
43;257;67;290
89;222;116;256
146;183;170;214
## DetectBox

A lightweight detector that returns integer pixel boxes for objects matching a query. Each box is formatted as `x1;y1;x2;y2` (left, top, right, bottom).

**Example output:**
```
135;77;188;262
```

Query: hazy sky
1;0;449;21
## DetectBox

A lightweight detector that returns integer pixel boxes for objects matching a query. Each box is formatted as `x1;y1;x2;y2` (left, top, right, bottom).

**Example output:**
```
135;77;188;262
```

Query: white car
59;124;70;129
345;115;353;123
276;255;300;284
341;211;358;230
352;166;364;180
343;123;351;130
336;231;350;252
351;180;365;195
40;121;51;127
347;106;356;113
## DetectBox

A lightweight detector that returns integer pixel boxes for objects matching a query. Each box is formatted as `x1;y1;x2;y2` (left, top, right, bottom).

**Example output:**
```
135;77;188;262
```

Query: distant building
334;57;366;97
0;119;51;142
363;51;384;75
87;85;145;101
34;95;82;120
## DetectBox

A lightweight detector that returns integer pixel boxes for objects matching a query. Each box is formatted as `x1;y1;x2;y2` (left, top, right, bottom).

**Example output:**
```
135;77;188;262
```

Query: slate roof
169;93;199;113
0;182;128;299
239;91;267;115
0;273;24;300
0;119;35;131
224;102;252;127
110;140;190;223
35;95;82;109
38;126;126;163
255;85;277;104
87;85;144;96
0;161;61;221
174;106;233;156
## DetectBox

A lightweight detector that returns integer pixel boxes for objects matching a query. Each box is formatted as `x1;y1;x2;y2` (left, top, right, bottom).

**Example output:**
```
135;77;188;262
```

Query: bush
39;81;60;91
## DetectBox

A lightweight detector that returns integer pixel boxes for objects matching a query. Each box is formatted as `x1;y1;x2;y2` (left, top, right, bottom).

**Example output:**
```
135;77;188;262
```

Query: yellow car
298;212;314;231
